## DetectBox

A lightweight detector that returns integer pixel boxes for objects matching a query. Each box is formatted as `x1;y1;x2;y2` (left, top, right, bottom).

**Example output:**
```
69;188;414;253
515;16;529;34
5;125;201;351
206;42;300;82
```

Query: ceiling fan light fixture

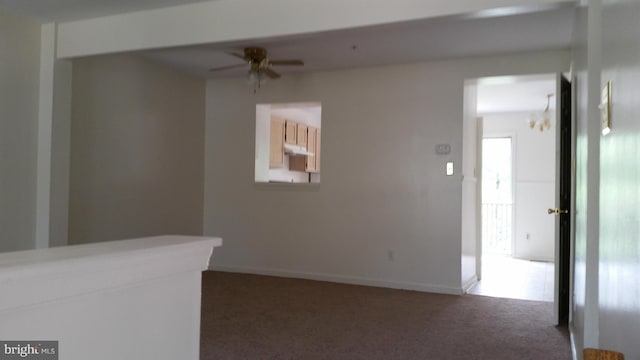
247;69;259;84
247;69;268;93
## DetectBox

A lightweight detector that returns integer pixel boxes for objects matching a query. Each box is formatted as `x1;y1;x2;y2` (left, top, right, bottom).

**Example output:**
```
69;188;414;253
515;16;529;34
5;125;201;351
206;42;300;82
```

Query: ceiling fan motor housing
245;47;267;63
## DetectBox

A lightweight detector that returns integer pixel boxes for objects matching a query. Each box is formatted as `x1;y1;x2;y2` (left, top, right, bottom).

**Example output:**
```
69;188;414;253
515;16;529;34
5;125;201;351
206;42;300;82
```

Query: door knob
548;208;568;215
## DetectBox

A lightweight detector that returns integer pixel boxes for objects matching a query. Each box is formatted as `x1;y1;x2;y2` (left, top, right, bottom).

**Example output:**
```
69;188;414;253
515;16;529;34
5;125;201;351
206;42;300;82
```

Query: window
482;137;513;255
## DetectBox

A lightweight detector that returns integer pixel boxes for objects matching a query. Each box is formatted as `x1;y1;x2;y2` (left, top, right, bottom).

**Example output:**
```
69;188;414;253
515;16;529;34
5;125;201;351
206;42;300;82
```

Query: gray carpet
200;271;571;360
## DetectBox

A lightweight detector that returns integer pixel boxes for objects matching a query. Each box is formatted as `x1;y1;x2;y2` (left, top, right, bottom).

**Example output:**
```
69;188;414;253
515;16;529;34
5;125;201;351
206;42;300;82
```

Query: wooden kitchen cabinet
285;121;297;144
306;127;317;172
296;124;308;148
269;118;285;168
316;129;321;171
289;155;305;172
289;126;320;173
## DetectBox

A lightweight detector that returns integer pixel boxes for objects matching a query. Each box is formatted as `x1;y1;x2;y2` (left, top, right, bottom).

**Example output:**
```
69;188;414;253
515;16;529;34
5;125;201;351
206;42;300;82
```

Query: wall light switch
446;161;454;176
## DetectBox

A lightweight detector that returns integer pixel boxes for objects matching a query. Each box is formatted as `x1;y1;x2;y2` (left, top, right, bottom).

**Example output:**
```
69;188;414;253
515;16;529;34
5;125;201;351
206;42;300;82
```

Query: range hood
284;143;314;156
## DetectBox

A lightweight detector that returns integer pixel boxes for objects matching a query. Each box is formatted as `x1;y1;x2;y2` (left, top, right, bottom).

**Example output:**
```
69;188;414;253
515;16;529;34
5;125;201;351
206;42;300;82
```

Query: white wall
461;83;478;288
0;235;219;360
0;11;41;252
598;0;640;357
69;54;206;244
36;24;74;249
204;50;570;294
482;111;556;261
572;0;602;355
254;105;271;183
49;58;73;248
572;1;640;358
35;24;56;249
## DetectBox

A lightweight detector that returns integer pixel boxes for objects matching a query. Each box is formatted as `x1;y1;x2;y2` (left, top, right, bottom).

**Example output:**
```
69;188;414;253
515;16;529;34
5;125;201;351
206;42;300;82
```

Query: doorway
467;74;559;303
471;135;555;302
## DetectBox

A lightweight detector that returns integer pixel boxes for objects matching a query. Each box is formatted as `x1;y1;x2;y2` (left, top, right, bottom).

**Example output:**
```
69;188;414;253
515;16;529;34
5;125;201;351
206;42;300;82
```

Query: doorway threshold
468;253;554;302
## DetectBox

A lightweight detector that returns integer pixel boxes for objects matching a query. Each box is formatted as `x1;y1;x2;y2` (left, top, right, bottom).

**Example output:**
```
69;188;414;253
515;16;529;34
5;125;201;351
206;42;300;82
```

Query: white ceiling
476;74;557;113
0;0;573;113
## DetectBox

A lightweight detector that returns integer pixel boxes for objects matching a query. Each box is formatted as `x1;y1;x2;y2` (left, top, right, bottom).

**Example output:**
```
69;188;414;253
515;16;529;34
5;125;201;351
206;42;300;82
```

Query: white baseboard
569;324;578;360
462;275;478;293
210;264;464;295
512;255;554;263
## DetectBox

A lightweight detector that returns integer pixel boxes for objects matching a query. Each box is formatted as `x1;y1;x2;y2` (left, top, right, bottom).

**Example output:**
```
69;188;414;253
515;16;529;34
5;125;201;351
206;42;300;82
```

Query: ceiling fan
209;47;304;79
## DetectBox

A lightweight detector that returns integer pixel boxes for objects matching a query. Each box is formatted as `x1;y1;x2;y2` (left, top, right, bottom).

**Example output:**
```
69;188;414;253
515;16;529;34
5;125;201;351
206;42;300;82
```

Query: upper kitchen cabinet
289;126;319;173
296;124;308;148
316;129;321;172
285;121;297;145
269;118;285;169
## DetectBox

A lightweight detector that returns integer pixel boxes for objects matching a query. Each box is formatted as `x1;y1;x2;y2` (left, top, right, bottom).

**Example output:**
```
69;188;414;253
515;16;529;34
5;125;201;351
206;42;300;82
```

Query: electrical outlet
435;144;451;155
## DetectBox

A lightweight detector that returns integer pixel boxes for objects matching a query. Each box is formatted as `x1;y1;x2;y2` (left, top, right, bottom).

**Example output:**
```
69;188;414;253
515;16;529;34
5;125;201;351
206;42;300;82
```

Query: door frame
475;117;483;280
468;73;574;325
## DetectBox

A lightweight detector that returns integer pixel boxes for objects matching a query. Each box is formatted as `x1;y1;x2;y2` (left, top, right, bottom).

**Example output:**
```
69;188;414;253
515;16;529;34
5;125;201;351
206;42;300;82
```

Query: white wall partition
0;235;221;360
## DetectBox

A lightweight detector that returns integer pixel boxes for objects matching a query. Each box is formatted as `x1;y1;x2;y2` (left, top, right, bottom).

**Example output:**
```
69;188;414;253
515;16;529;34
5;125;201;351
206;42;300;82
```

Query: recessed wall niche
254;102;321;184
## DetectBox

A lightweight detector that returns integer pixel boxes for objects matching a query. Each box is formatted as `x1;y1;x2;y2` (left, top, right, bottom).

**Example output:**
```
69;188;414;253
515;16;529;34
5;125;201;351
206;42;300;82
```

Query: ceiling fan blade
209;64;246;72
261;67;281;79
269;59;304;66
228;52;248;61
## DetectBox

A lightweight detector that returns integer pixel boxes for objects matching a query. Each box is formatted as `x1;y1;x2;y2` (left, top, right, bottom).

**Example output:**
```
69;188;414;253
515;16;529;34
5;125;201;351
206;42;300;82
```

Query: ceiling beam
56;0;572;58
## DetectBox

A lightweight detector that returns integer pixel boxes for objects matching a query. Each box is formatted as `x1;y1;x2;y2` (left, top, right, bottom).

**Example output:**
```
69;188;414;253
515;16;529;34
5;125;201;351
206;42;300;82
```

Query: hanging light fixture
246;56;270;93
247;69;267;93
527;93;554;132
